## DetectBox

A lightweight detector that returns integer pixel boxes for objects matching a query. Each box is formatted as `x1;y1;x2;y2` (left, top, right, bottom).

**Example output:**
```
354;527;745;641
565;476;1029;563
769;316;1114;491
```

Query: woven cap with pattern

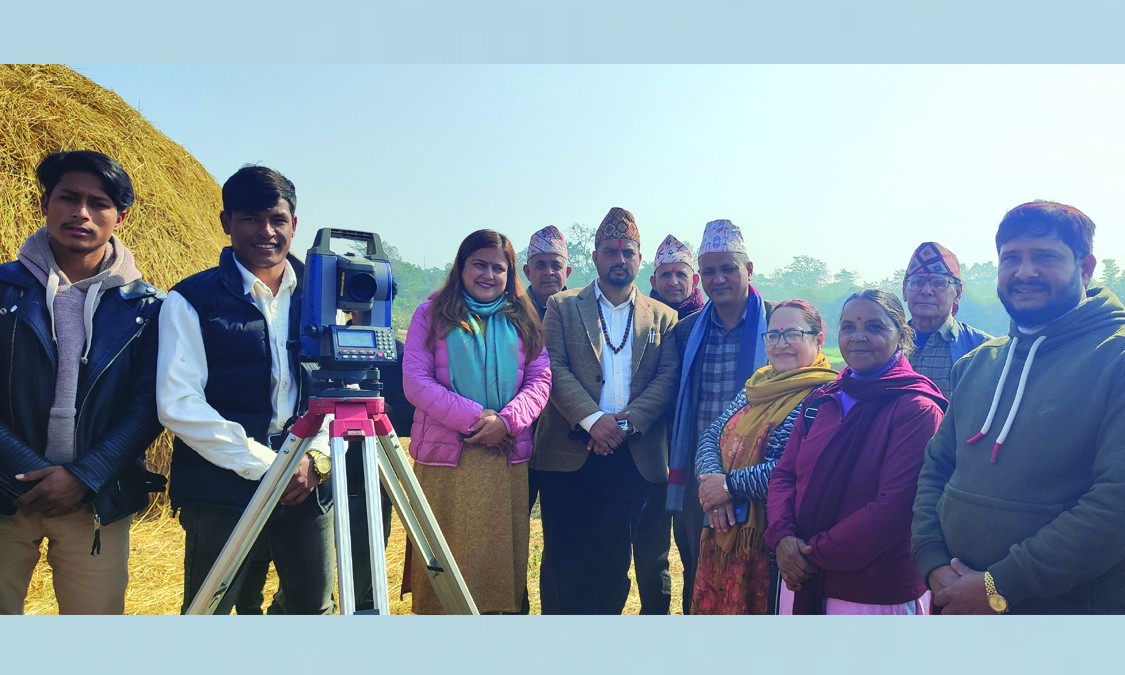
654;234;694;269
906;241;961;280
595;207;640;245
527;225;568;259
697;219;746;257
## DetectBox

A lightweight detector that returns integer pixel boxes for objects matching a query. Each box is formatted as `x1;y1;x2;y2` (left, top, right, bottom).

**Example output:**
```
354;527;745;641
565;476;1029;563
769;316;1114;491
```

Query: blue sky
71;65;1125;282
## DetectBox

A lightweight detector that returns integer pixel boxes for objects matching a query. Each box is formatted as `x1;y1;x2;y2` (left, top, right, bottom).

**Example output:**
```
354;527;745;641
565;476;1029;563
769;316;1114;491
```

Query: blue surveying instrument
298;228;397;389
187;228;476;616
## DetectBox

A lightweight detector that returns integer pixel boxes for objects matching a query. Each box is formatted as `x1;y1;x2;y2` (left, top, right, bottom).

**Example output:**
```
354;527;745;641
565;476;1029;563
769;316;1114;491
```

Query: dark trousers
179;497;334;615
529;466;541;512
671;471;704;614
538;446;650;615
234;537;272;614
631;481;672;614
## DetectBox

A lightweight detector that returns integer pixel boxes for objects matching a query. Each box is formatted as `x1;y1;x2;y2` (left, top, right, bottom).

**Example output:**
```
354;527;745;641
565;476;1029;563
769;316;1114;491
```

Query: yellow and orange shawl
705;352;837;559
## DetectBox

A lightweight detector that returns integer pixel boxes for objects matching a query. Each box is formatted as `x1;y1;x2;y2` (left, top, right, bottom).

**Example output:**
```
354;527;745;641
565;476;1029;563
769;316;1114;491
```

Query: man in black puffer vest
158;165;334;615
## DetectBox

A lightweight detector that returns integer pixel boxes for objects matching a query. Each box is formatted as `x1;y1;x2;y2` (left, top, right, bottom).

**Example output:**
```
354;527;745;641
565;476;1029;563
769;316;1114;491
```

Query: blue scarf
446;293;520;411
666;288;768;511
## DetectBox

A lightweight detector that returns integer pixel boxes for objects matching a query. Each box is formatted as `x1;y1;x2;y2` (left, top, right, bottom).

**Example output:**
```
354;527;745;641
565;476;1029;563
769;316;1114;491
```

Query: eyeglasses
762;329;818;346
905;276;959;292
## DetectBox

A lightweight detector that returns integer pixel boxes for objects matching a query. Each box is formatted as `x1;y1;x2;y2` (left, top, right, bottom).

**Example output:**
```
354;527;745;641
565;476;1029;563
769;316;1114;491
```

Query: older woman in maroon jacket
764;290;946;614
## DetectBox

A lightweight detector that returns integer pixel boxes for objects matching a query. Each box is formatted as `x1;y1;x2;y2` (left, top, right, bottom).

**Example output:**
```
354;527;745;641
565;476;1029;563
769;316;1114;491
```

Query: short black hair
222;165;297;215
996;200;1095;260
36;150;135;212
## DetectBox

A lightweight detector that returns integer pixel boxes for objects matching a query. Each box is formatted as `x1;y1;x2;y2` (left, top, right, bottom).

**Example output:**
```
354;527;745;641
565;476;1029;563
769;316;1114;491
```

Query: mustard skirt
409;446;529;614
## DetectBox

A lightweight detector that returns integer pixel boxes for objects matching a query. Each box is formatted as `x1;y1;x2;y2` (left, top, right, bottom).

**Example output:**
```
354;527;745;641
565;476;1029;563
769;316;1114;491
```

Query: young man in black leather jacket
0;150;164;614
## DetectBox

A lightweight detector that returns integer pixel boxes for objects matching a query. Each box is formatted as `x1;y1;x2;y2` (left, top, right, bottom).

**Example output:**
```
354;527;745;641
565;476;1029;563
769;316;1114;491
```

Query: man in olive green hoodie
912;200;1125;614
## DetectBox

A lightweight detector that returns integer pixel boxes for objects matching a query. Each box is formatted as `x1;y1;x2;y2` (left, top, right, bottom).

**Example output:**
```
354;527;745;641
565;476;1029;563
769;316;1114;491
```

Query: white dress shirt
157;258;328;481
578;282;636;431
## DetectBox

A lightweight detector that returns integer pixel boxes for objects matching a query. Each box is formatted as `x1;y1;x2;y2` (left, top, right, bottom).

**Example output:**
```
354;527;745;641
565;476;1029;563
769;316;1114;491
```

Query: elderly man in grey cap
628;233;705;614
517;225;572;613
524;225;572;321
901;241;992;397
649;234;704;320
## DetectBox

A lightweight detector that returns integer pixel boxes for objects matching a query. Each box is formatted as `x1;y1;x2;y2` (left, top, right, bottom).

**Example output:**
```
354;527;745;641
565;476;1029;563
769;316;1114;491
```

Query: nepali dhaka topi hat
595;207;640;245
654;234;694;270
697;219;747;258
527;225;568;260
906;241;961;280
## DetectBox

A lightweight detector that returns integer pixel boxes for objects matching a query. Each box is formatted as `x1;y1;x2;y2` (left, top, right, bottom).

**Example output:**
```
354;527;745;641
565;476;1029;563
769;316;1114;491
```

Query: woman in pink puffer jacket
402;229;551;614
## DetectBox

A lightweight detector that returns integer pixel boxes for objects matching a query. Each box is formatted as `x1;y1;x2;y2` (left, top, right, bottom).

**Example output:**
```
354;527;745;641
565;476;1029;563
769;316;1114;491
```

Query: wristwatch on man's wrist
984;571;1009;614
307;450;331;484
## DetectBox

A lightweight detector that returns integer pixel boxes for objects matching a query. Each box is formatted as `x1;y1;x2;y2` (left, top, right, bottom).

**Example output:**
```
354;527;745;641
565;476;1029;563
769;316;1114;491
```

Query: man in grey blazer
533;207;679;615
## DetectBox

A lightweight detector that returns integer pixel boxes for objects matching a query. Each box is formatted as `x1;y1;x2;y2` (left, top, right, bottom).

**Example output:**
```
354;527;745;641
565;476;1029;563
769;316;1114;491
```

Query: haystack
0;64;229;504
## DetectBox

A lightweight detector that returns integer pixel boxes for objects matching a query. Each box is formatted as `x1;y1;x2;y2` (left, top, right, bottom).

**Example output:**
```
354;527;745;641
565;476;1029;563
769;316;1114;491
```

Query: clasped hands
776;535;818;591
928;558;992;615
14;466;89;517
698;472;736;532
465;408;510;448
588;411;630;456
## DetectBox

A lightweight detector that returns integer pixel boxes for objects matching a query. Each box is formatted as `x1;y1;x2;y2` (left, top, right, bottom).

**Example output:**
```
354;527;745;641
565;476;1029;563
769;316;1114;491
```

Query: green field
821;346;846;371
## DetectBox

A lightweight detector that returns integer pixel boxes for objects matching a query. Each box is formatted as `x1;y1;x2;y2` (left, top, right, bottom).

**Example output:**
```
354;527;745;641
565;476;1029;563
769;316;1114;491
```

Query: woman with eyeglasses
691;299;837;614
764;290;947;614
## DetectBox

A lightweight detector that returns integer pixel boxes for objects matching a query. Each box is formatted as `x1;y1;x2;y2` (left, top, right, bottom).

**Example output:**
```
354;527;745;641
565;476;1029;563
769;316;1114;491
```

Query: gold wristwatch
984;571;1009;614
307;450;331;484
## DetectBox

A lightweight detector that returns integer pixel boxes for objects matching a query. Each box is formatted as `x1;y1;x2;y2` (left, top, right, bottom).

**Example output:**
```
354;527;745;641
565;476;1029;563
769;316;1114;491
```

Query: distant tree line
379;223;1124;344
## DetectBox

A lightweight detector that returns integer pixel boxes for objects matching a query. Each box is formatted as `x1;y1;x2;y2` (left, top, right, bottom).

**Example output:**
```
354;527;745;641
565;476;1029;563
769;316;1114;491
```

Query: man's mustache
1007;281;1050;294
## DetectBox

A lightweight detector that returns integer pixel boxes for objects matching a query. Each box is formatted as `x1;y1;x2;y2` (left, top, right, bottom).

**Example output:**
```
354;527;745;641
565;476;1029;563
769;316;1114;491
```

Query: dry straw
2;66;671;615
0;64;228;503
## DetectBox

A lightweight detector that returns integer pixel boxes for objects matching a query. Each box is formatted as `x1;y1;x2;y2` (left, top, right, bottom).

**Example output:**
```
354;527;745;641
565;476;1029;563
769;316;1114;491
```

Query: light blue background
3;615;1123;671
3;1;1125;63
6;1;1125;672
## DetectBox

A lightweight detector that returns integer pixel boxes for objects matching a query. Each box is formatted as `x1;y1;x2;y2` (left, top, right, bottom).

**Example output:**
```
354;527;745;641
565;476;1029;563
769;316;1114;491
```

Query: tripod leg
185;433;316;615
361;435;390;614
376;431;479;615
330;435;356;616
369;443;426;567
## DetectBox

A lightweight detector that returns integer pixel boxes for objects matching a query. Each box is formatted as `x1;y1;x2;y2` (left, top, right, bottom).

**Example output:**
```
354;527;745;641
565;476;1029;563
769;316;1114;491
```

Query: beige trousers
0;507;132;614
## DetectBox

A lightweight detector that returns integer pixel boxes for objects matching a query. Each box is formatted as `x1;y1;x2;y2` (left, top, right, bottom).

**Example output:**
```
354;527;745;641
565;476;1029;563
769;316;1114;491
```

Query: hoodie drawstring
80;281;103;364
966;335;1047;462
44;271;103;364
965;337;1018;445
44;269;60;342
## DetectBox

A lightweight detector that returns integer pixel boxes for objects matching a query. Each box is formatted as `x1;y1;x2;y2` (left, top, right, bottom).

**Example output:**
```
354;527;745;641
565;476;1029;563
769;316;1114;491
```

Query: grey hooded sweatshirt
17;227;142;464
